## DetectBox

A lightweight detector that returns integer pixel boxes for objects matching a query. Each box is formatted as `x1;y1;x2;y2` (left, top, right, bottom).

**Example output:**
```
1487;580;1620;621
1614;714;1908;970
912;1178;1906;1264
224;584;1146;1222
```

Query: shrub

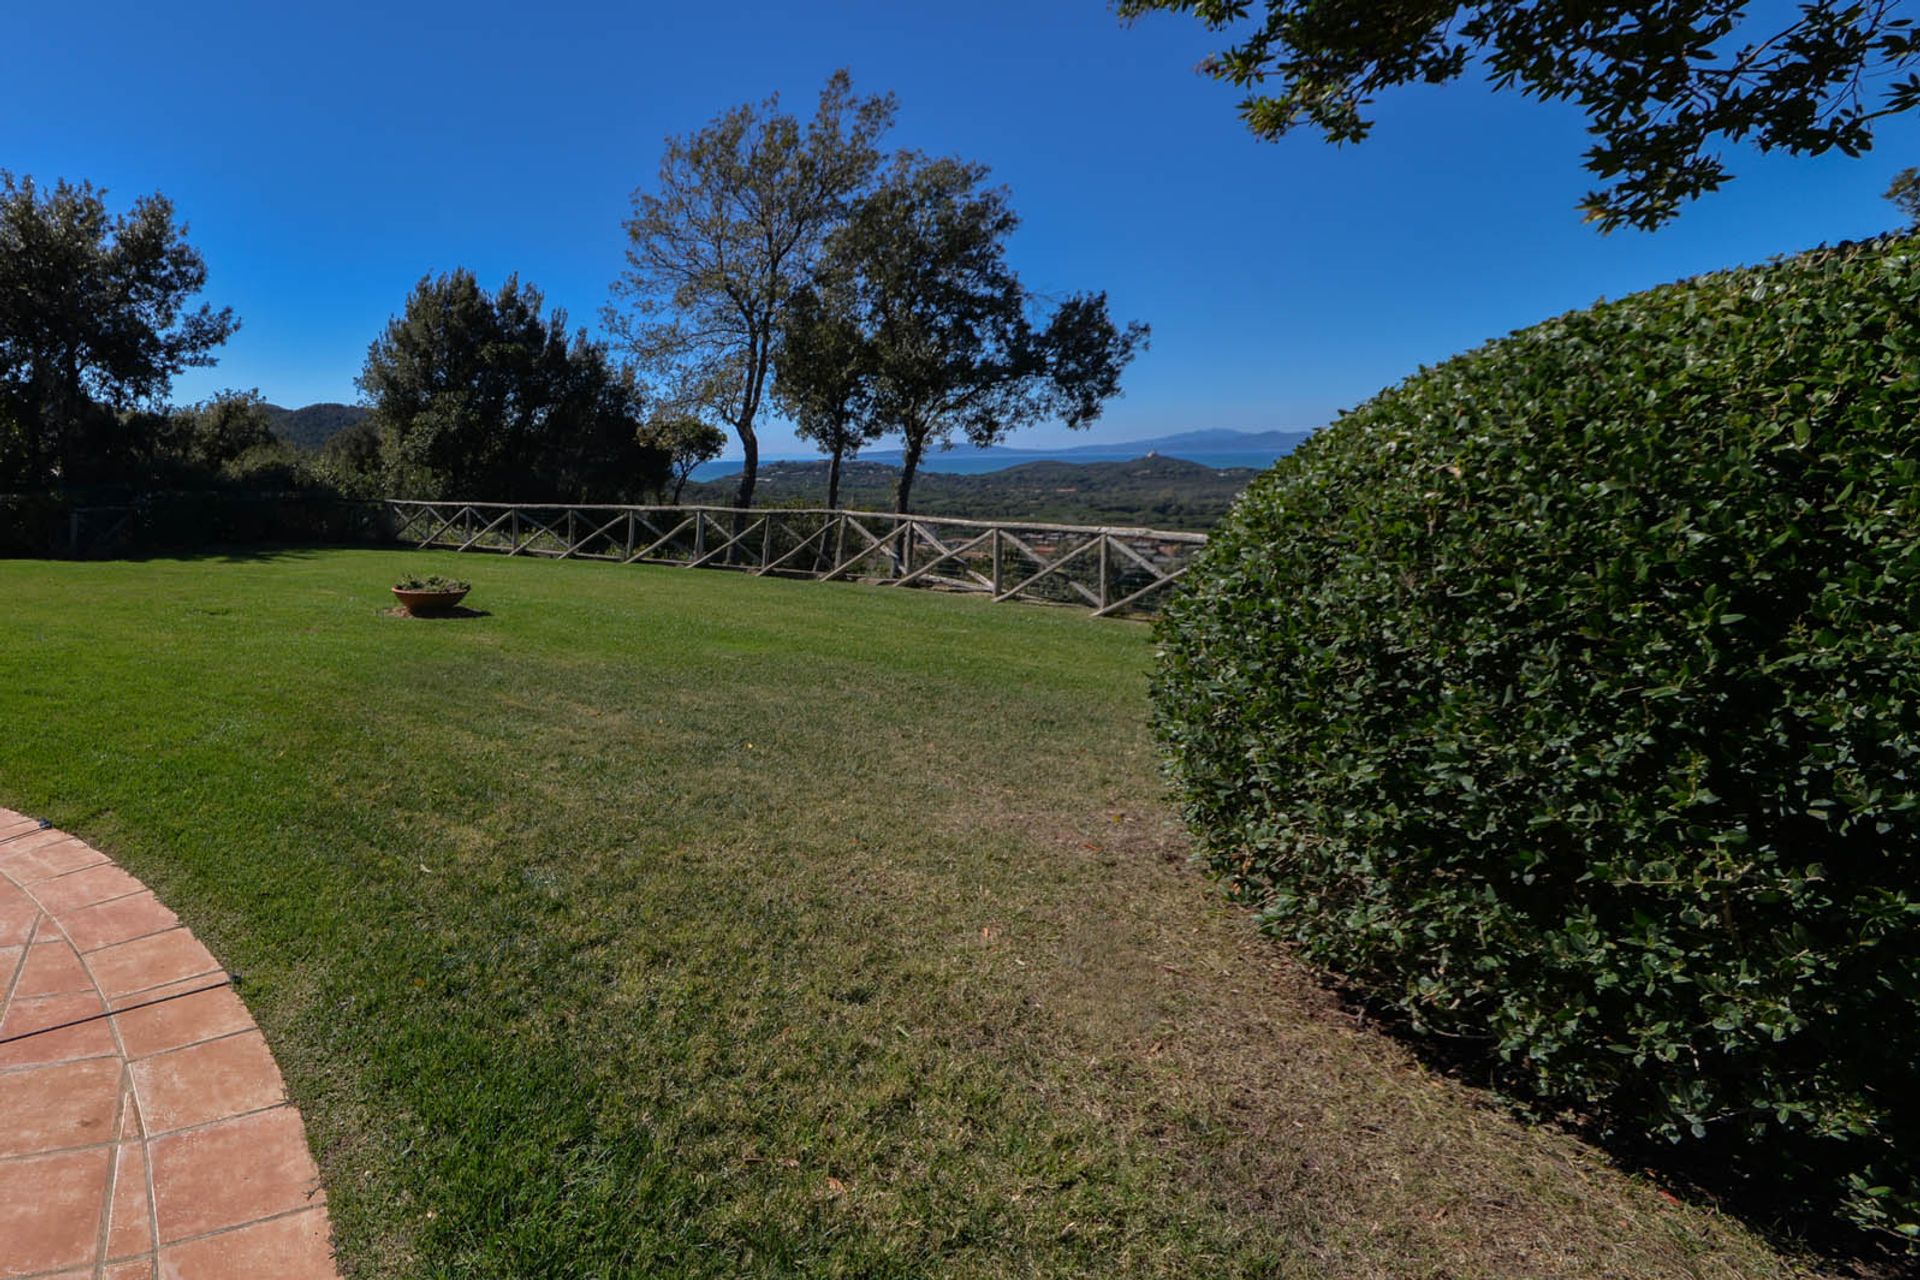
1153;235;1920;1242
394;573;470;592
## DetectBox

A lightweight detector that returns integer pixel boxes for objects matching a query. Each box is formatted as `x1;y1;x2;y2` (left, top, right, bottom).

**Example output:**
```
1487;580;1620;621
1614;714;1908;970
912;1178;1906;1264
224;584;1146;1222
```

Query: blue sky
6;0;1914;458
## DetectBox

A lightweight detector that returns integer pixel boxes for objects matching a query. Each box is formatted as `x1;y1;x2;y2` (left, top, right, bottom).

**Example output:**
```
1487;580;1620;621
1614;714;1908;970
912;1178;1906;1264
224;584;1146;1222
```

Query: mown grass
0;549;1815;1278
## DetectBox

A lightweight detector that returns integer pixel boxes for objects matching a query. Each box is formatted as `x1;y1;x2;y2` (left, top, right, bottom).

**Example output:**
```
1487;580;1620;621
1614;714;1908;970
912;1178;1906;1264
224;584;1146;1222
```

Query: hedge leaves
1154;236;1920;1242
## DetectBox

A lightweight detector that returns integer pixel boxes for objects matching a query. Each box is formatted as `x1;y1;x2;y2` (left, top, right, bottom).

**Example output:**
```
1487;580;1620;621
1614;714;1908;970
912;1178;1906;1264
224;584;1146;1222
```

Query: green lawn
0;550;1810;1278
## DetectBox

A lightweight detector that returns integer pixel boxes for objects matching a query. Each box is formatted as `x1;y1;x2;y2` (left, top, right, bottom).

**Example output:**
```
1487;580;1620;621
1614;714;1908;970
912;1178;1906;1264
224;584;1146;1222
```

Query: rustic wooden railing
384;501;1207;618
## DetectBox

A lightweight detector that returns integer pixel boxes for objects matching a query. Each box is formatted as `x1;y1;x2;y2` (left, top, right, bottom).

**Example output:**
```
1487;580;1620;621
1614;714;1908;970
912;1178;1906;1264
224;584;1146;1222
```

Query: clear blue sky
7;0;1915;459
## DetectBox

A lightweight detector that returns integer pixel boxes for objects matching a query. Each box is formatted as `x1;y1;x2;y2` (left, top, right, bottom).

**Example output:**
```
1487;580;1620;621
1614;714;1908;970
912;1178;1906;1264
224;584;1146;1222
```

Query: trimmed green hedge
1154;236;1920;1241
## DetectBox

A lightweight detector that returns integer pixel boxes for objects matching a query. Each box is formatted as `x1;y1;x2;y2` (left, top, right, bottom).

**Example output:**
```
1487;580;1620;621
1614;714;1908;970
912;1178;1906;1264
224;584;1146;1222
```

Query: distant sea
690;448;1280;481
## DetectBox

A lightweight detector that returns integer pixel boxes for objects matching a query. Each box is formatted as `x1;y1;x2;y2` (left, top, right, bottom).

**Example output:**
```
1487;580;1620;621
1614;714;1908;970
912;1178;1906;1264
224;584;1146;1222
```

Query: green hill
265;401;370;451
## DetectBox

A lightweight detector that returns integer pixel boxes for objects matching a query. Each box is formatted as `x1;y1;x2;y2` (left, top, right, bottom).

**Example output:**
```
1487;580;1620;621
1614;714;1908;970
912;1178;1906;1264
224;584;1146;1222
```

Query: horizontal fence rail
385;501;1207;618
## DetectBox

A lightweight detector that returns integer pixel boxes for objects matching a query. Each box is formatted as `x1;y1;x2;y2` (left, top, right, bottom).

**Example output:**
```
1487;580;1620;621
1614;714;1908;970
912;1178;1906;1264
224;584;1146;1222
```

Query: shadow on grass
1293;968;1912;1277
379;605;492;620
108;541;382;566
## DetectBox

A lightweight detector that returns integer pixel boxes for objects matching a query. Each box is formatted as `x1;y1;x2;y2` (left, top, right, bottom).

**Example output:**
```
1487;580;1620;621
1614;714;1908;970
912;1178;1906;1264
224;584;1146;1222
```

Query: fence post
565;509;576;554
624;510;636;561
68;510;82;557
511;507;520;550
1098;535;1110;613
761;514;774;570
694;514;707;561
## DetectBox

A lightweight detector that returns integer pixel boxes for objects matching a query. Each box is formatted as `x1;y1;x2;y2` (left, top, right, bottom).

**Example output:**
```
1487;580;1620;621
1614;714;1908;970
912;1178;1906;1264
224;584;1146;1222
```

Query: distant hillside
685;455;1258;531
855;426;1315;469
266;402;369;451
1055;427;1314;457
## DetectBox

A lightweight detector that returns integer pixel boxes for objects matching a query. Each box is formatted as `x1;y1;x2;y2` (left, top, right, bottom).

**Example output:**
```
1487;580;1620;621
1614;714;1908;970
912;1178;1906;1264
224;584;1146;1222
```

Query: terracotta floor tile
13;938;96;999
0;1147;112;1276
4;836;109;883
149;1106;323;1243
88;929;222;1000
0;990;115;1069
0;884;37;945
156;1207;336;1280
132;1030;285;1134
106;1138;154;1259
2;820;339;1278
114;983;252;1060
0;1056;123;1156
36;863;147;916
60;889;179;952
0;825;82;861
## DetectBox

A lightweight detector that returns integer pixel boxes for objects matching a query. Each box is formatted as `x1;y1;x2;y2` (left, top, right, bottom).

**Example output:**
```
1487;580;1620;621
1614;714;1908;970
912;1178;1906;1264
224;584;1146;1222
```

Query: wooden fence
385;501;1207;618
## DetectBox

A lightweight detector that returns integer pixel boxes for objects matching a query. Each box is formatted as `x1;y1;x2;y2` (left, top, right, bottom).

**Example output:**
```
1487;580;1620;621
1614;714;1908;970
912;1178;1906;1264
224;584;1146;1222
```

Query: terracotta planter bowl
392;586;469;614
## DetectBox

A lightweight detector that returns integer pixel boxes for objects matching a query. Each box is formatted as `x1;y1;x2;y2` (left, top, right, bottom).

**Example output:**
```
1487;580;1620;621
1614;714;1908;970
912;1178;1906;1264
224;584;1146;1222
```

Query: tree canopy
644;413;728;502
828;155;1148;512
0;172;237;489
1116;0;1920;231
609;70;895;509
1887;165;1920;227
360;270;664;502
170;390;276;472
771;270;878;511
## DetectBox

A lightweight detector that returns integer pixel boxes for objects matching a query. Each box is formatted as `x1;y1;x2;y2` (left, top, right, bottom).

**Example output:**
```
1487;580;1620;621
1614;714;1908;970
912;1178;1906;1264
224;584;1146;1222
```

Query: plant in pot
392;572;471;615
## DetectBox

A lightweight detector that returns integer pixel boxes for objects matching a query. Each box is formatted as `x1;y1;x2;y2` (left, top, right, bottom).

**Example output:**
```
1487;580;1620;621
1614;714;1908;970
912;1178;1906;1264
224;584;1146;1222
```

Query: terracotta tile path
0;807;339;1280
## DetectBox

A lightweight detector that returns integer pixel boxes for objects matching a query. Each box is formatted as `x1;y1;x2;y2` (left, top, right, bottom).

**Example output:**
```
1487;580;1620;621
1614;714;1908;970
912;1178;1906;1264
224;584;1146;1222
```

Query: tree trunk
826;444;844;510
672;468;689;504
733;428;759;509
894;433;925;514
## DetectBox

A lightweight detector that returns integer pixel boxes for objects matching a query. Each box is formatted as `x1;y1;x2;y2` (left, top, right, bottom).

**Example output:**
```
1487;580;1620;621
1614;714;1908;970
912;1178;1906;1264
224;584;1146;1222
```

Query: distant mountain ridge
265;402;369;451
856;427;1314;467
1057;427;1312;456
685;453;1255;530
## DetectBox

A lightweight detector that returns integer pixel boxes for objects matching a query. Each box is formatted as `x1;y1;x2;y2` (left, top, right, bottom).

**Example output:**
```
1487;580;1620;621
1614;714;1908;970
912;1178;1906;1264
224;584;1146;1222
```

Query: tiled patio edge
0;806;340;1280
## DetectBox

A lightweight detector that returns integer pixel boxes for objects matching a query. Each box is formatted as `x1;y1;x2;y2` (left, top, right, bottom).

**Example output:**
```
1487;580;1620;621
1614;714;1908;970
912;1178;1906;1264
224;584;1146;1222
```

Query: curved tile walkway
0;807;339;1280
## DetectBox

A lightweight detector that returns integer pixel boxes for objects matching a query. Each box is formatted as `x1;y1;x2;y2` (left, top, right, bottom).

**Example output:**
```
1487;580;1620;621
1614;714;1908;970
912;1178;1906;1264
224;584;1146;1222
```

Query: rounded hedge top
1153;235;1920;1241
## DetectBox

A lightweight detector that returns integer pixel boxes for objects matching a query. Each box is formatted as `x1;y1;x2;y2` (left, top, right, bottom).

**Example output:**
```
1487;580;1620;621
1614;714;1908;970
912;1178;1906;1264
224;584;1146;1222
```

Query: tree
771;272;877;510
359;270;664;502
832;156;1147;513
608;70;895;509
645;413;728;502
316;416;385;498
1115;0;1920;231
1887;166;1920;227
0;173;237;489
172;390;275;471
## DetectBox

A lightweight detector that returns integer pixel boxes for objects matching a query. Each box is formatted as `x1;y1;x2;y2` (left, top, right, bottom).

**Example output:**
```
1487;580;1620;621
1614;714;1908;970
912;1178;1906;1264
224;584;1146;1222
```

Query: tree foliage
826;155;1148;512
1886;165;1920;227
609;70;895;509
644;413;728;502
360;270;664;502
771;270;878;510
1154;234;1920;1243
0;172;237;489
169;390;276;471
1116;0;1920;231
